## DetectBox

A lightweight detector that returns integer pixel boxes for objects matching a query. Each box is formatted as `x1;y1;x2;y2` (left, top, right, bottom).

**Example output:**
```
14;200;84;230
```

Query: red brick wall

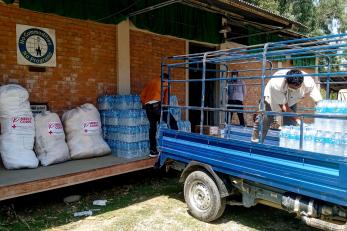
130;30;186;105
0;4;117;114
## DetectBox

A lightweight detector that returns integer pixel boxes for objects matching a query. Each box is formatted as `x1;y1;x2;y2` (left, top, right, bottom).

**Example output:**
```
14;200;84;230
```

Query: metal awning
181;0;307;39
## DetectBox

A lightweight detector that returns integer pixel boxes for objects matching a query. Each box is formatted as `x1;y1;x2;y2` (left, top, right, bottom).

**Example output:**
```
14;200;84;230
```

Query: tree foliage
245;0;347;35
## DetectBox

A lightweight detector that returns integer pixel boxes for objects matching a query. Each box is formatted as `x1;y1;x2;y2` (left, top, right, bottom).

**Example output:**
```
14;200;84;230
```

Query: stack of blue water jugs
98;95;150;159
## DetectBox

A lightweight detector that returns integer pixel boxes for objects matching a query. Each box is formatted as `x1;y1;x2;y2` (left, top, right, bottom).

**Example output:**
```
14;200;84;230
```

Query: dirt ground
0;169;316;231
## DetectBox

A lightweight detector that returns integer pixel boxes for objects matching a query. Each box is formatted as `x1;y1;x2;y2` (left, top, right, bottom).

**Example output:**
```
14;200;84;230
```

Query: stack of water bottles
279;100;347;156
170;96;191;132
98;95;150;159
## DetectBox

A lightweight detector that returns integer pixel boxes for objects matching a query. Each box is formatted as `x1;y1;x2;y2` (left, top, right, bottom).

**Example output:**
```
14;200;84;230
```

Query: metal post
200;53;208;135
259;43;270;143
299;116;304;150
325;57;331;99
167;67;171;128
160;59;166;129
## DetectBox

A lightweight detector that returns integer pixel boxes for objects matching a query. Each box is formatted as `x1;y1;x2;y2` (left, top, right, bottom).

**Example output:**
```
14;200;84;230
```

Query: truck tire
184;170;226;222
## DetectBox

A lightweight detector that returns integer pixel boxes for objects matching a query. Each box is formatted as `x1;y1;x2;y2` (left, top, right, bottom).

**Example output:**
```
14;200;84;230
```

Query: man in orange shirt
141;73;177;157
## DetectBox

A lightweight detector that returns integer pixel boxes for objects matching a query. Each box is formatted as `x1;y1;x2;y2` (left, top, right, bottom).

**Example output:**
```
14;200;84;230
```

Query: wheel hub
191;182;211;210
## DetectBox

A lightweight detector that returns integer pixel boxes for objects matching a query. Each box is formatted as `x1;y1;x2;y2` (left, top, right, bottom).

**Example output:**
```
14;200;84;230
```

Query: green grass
0;170;181;231
0;169;316;231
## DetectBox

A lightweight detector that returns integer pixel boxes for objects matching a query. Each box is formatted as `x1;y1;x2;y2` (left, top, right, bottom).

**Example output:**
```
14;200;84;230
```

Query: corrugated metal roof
189;0;307;31
230;0;307;29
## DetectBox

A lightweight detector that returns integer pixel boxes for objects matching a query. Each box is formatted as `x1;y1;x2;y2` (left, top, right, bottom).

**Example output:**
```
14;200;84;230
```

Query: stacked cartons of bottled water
279;100;347;156
98;95;150;159
170;96;191;132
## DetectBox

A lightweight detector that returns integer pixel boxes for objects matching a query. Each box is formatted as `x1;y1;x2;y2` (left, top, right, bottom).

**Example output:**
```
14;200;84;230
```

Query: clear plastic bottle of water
279;129;285;147
303;126;315;152
332;132;343;155
315;101;323;131
323;131;333;154
320;100;329;131
314;130;324;153
341;133;347;157
334;101;343;132
294;126;301;150
329;100;338;132
287;126;296;149
341;102;347;132
279;126;288;148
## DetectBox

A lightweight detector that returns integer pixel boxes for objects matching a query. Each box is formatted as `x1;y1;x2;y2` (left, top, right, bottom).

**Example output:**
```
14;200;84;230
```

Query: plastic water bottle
303;126;315;152
334;101;343;132
315;101;323;131
294;126;301;150
332;132;343;155
323;131;333;154
314;130;324;153
324;100;330;128
319;100;329;131
341;102;347;132
342;133;347;157
287;126;296;149
329;100;338;132
279;126;288;148
279;129;285;147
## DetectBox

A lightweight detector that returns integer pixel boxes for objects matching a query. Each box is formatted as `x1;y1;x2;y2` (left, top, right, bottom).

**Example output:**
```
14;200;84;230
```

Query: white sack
35;111;70;166
0;134;38;169
0;84;31;117
0;115;38;169
0;84;38;169
62;103;110;159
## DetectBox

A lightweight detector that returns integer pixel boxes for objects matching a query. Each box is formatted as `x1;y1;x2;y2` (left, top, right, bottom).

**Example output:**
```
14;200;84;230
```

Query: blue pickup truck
158;34;347;230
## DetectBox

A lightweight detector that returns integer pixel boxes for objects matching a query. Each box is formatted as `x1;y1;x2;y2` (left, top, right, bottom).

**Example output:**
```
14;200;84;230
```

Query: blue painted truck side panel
159;129;347;207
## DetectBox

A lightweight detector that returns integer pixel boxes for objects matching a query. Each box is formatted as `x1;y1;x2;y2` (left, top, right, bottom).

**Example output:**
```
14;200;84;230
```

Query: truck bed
158;128;347;207
0;155;155;201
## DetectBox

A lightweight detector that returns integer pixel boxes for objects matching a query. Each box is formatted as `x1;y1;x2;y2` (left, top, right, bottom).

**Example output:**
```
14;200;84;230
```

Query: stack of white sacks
279;100;347;156
0;84;110;170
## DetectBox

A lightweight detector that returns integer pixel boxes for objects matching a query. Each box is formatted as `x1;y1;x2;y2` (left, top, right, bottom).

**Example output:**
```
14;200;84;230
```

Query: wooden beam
0;158;156;201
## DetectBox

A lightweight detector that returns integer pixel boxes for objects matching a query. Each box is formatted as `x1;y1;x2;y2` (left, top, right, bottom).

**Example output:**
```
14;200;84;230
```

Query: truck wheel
184;170;226;222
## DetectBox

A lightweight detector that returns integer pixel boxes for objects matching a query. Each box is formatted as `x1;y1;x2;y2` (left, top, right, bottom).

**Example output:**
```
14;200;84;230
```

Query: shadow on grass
0;168;181;231
0;168;317;231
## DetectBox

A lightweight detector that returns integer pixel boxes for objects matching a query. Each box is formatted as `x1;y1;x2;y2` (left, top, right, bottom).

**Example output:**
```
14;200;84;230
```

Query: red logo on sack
83;121;99;128
48;122;64;135
82;121;99;133
48;122;63;129
20;117;32;123
11;117;32;129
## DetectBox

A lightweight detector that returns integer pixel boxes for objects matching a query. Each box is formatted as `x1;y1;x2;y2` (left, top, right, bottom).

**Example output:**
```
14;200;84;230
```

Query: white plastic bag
35;111;70;166
62;103;110;159
0;84;31;117
0;134;38;169
0;84;38;169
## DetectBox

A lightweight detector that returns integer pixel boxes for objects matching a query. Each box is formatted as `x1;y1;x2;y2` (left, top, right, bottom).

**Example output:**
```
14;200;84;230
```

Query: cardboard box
195;125;219;135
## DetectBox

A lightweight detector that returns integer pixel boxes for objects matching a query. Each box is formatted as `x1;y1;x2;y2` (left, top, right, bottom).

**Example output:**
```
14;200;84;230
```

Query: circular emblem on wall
18;28;55;65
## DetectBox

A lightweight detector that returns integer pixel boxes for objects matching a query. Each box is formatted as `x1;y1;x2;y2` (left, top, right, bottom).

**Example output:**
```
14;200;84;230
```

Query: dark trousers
227;100;245;127
145;102;177;153
252;101;297;142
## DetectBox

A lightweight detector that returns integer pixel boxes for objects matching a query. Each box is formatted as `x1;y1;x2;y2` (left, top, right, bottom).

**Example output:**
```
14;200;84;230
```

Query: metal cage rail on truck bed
158;33;347;230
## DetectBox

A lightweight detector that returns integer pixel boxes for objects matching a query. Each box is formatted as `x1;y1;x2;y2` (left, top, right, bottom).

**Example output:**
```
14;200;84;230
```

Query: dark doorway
188;43;217;130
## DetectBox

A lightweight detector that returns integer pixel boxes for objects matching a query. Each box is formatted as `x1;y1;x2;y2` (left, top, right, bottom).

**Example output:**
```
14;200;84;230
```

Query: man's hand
280;103;298;123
